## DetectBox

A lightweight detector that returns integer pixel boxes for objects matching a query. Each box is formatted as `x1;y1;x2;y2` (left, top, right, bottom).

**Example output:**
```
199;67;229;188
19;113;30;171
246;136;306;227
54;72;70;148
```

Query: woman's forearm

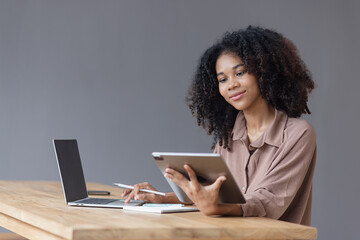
216;203;243;216
164;192;183;204
201;203;243;216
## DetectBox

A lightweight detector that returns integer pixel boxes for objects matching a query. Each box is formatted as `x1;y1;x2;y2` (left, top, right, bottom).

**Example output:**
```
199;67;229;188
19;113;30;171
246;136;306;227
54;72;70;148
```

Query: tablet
152;152;246;204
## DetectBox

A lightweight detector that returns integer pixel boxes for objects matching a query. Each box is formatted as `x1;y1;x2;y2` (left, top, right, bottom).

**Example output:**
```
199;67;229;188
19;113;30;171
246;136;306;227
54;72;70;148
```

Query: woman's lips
230;91;246;101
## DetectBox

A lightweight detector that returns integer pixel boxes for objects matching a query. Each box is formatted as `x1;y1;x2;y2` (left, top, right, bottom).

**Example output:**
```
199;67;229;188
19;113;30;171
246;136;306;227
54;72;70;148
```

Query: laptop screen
53;139;88;203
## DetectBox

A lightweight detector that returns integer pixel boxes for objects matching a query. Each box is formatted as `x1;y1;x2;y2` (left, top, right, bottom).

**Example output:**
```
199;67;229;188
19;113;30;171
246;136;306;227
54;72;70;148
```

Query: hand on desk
122;182;181;204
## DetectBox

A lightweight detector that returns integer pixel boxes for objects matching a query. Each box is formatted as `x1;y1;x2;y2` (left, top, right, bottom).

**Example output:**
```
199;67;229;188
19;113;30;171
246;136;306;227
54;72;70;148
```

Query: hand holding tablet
152;152;246;204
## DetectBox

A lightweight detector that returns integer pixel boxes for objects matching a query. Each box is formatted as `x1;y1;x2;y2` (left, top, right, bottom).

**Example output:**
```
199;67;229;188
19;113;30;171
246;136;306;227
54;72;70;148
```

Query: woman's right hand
122;182;180;204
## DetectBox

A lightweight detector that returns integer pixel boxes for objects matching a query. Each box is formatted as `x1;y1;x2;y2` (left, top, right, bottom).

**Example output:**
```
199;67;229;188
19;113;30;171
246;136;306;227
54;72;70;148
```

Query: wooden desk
0;181;317;240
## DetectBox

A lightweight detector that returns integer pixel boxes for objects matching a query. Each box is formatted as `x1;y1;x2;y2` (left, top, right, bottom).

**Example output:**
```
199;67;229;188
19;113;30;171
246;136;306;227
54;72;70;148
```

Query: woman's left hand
164;164;226;216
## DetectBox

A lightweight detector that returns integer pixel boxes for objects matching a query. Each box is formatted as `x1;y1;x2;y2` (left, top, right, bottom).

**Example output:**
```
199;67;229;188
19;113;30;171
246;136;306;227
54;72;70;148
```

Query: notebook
123;204;198;213
53;139;143;208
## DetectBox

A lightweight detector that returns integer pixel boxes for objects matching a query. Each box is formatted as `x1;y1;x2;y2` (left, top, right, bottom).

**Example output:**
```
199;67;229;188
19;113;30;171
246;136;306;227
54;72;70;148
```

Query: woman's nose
228;77;240;90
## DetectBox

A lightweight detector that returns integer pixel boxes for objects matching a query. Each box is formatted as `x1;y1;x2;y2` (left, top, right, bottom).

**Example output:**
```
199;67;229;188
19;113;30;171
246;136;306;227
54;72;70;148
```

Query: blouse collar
232;108;288;148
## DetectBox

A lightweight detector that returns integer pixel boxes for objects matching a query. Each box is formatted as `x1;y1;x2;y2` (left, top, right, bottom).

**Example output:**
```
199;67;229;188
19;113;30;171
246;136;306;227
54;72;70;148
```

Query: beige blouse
214;109;316;225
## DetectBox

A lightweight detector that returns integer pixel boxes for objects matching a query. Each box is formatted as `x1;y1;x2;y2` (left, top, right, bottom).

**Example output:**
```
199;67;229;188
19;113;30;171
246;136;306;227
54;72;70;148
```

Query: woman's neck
243;101;275;143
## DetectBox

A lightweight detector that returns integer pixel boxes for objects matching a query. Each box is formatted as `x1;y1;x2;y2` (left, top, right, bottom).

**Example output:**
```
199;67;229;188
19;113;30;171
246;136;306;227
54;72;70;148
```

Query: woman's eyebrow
217;63;244;76
232;63;244;69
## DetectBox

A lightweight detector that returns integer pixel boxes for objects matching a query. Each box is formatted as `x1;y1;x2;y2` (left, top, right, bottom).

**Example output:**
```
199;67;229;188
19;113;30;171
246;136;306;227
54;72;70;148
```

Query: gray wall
1;1;359;239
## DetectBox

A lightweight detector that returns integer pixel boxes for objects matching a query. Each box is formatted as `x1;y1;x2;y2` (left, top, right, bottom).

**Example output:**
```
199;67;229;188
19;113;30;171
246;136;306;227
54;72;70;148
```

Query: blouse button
241;186;246;192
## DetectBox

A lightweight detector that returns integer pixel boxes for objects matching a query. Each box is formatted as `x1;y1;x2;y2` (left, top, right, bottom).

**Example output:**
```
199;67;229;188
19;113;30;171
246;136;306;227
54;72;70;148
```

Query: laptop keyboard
77;198;121;204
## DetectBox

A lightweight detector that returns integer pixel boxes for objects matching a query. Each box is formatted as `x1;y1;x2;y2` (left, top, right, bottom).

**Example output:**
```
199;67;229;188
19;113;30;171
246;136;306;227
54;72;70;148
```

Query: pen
113;183;166;196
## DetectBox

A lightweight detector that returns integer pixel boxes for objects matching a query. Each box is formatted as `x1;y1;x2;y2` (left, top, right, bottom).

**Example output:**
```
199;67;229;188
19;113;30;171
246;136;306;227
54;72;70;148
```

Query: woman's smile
229;91;246;101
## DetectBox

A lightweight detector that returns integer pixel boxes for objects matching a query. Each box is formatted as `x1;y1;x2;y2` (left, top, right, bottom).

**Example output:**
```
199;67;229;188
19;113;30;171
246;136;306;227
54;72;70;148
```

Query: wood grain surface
0;181;317;240
0;233;28;240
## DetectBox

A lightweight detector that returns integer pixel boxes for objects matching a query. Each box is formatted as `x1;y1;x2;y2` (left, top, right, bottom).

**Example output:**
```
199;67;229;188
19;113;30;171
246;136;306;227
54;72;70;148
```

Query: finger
132;182;153;191
167;168;188;182
121;189;131;197
212;176;226;193
124;182;157;203
184;164;198;183
124;190;135;203
141;182;154;190
132;184;142;200
184;164;202;192
124;183;143;203
164;167;177;175
165;169;188;188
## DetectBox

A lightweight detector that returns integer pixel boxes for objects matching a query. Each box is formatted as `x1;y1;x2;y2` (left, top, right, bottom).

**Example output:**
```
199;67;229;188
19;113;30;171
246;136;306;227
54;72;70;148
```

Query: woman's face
216;52;263;111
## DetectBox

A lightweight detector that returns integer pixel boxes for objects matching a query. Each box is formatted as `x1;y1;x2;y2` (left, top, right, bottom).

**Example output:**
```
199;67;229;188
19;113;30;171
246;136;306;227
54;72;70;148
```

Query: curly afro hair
186;26;315;150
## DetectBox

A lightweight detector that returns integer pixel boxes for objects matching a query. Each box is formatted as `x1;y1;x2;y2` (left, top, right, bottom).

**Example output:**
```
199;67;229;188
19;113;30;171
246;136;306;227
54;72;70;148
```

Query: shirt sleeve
241;123;316;219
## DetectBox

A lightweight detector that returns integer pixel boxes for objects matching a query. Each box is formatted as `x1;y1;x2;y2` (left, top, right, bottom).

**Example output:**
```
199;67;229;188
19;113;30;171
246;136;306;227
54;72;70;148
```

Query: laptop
53;139;144;208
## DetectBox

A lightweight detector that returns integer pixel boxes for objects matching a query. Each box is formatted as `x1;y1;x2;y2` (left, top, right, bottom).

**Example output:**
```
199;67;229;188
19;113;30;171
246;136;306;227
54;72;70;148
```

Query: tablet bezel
152;152;246;204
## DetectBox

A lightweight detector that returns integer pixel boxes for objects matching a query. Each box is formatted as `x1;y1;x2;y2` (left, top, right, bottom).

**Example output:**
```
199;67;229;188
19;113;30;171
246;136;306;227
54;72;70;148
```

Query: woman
122;26;316;225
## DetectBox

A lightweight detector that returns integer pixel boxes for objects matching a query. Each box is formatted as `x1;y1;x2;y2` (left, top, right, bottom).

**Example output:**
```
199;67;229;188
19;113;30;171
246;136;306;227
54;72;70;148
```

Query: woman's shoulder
285;116;316;141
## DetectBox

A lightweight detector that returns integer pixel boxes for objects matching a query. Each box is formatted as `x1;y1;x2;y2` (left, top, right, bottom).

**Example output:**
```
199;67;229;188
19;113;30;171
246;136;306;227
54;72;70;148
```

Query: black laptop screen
54;139;88;202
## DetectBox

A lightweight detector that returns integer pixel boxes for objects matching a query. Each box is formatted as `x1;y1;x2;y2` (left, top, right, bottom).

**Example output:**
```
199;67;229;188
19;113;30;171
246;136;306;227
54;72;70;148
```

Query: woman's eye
236;71;244;77
218;78;227;83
